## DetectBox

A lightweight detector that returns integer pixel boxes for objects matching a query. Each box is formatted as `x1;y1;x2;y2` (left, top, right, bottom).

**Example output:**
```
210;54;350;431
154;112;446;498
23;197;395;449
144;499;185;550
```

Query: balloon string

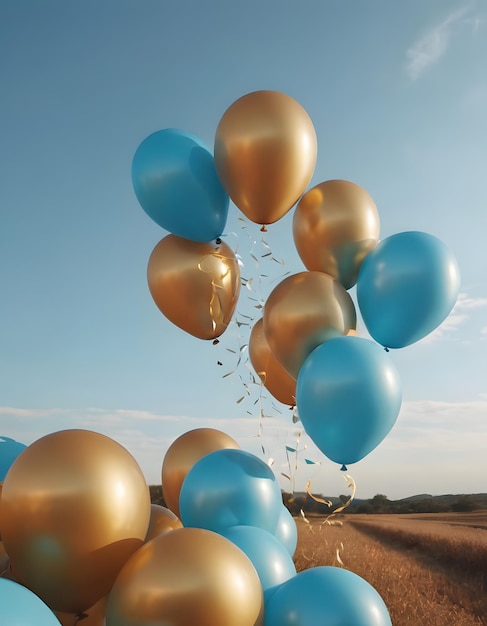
320;473;356;527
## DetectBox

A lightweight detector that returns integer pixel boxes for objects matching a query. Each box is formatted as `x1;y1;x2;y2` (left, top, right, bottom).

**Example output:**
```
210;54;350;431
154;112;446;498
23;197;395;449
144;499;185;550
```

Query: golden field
293;511;487;626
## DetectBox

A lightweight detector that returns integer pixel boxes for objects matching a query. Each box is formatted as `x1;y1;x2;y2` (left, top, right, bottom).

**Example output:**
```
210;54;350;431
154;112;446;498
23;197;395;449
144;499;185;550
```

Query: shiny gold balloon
162;428;239;517
1;429;151;614
105;527;264;626
293;179;380;289
263;271;357;379
248;318;296;405
145;504;182;542
214;90;317;226
56;596;107;626
147;234;241;340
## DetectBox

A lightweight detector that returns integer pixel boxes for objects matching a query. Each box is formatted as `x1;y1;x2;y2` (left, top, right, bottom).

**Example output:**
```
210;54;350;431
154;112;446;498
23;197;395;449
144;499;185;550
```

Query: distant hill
281;492;487;515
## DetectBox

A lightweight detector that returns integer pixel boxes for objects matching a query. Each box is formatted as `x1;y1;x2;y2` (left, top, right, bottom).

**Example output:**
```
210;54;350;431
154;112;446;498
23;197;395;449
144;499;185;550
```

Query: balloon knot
260;224;268;232
384;346;389;352
212;339;220;346
340;464;348;472
215;237;222;245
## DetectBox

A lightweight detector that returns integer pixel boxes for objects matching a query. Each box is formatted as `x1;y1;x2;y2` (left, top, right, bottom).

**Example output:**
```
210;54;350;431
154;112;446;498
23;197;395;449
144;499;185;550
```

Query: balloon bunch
132;89;461;471
0;427;392;624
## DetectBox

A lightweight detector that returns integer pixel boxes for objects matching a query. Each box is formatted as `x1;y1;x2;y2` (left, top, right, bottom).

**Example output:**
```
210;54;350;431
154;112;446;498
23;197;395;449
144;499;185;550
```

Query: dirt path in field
294;519;486;626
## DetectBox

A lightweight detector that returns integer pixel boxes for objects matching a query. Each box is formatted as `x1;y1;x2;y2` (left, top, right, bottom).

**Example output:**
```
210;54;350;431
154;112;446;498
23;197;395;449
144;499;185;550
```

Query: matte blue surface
132;128;229;242
357;231;461;348
0;579;61;625
296;336;402;466
264;566;392;626
179;448;282;534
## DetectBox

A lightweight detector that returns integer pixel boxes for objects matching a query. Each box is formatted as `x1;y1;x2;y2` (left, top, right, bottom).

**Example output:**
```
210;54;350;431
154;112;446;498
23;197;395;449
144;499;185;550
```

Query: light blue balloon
273;505;297;557
264;566;392;626
132;128;229;242
296;336;402;467
357;230;460;348
0;437;27;481
220;525;296;602
179;448;282;534
0;579;61;625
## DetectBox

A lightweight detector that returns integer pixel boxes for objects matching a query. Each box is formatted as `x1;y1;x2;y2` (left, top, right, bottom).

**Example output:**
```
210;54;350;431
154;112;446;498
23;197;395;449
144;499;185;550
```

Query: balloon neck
74;613;89;624
340;464;348;472
260;224;268;232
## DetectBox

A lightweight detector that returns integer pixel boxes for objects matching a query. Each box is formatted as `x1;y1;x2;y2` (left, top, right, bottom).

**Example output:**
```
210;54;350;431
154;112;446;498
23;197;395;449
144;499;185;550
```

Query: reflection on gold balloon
1;430;151;614
56;596;107;626
293;180;380;289
214;90;317;226
263;271;356;379
106;528;264;626
248;318;296;406
145;504;182;542
162;428;239;517
147;234;241;340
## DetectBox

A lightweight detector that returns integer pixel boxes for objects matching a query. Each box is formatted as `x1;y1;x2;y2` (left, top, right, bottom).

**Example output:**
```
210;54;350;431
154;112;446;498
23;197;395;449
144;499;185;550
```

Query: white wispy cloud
1;397;485;499
420;291;487;343
405;6;471;80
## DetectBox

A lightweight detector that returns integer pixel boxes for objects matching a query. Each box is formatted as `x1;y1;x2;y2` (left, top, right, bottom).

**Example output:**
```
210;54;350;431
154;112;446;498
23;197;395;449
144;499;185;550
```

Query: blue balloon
0;579;62;625
296;336;402;467
220;525;296;602
264;566;392;626
273;505;297;557
0;437;27;481
132;128;229;242
357;231;460;348
179;448;282;534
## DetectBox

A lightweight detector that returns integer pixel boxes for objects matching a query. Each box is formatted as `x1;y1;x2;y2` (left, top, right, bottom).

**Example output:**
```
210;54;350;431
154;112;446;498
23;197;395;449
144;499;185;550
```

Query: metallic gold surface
248;318;296;405
145;504;182;542
105;527;264;626
162;428;239;517
56;596;107;626
263;271;357;379
0;540;8;576
293;180;380;289
1;429;151;614
147;234;241;340
214;90;317;225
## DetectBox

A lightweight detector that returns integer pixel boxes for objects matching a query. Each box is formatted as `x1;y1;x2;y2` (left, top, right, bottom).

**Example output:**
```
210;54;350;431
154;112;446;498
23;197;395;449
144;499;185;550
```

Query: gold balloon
263;271;357;379
0;540;9;576
105;527;264;626
56;596;107;626
162;428;239;517
1;429;151;614
248;318;296;406
214;90;317;226
147;234;241;340
293;179;380;289
145;504;182;542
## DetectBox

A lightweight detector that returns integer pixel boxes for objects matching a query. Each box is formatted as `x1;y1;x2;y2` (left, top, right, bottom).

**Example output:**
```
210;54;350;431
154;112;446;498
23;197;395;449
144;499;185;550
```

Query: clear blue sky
1;1;486;499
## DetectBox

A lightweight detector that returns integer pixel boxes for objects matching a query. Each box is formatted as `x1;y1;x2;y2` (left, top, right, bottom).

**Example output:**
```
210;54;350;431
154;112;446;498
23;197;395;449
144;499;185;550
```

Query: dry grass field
293;511;487;625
